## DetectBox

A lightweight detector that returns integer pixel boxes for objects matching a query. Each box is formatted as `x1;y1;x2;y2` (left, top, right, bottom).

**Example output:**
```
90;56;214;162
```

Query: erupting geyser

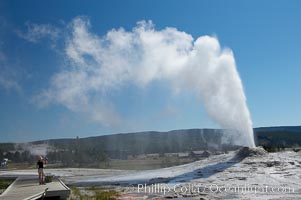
184;36;256;147
39;18;255;147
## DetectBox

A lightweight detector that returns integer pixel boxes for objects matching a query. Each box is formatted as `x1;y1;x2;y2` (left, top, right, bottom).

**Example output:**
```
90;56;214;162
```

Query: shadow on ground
167;155;246;183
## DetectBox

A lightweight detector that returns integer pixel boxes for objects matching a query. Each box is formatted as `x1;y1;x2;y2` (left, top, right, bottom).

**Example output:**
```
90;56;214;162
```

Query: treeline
0;149;36;164
46;144;110;167
255;130;301;152
1;127;301;167
37;127;301;166
256;131;301;146
44;129;239;167
48;129;237;154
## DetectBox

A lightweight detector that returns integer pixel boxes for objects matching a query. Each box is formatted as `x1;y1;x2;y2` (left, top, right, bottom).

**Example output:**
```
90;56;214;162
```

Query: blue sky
0;0;300;142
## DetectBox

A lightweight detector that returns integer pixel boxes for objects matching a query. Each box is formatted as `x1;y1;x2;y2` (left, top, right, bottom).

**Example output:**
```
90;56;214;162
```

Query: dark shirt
37;160;44;169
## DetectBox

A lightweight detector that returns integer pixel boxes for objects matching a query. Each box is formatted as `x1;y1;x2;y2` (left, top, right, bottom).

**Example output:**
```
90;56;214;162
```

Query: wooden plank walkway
0;175;70;200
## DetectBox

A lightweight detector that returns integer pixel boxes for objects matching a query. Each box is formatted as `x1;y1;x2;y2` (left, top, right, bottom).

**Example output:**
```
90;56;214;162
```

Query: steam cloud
16;143;49;156
37;17;255;147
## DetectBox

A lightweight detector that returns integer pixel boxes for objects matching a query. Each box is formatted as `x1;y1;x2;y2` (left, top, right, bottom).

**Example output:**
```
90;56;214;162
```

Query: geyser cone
235;146;267;160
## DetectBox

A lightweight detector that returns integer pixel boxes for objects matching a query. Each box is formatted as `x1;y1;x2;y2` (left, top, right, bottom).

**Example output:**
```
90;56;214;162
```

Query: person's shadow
168;154;246;183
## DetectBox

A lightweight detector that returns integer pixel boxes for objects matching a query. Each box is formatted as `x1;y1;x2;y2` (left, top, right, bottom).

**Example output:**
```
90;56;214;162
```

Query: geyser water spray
40;18;255;147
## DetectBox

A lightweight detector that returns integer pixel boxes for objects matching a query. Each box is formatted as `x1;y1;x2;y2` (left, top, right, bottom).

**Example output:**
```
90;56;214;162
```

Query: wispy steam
35;17;254;147
16;22;60;43
16;143;49;156
0;52;22;92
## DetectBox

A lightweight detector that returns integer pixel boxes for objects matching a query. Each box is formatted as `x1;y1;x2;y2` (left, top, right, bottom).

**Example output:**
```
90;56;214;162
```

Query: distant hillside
0;126;300;167
41;126;301;152
45;128;238;157
255;126;301;133
254;126;301;148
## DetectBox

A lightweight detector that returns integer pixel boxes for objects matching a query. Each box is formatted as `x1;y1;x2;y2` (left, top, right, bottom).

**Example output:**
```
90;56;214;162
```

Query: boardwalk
0;175;70;200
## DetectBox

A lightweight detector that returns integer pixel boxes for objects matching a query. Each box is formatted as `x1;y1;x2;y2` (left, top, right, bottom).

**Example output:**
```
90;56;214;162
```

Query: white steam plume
16;143;49;156
37;17;255;147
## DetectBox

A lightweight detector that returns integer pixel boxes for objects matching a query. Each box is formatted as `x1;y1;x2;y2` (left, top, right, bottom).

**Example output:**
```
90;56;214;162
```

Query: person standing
36;156;46;185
